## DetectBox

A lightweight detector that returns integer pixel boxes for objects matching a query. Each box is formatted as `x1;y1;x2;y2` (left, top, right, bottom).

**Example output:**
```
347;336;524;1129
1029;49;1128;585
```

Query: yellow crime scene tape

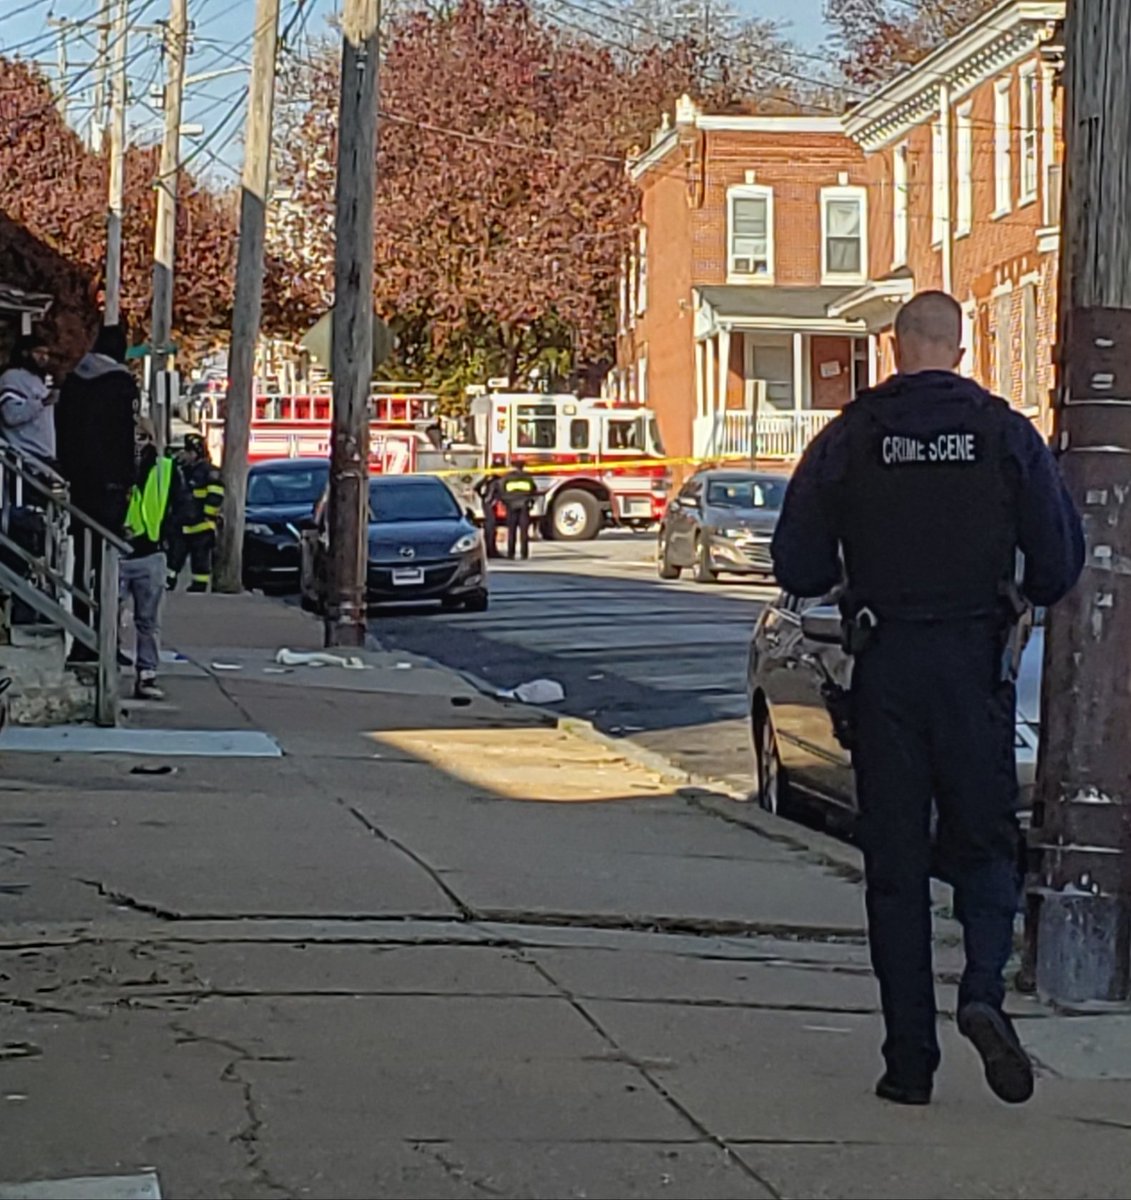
426;452;798;480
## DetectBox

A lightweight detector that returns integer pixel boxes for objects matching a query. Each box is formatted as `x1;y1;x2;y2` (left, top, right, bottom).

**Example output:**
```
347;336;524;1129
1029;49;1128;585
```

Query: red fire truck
202;388;668;541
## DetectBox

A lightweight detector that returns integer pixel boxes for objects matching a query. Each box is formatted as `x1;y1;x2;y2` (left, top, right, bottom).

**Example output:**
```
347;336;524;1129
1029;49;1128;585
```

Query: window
705;477;787;511
1022;283;1039;409
369;479;460;523
514;404;557;449
955;104;973;237
607;417;644;451
749;337;794;410
569;418;590;450
821;187;866;280
1019;64;1039;204
636;226;648;315
994;79;1012;215
728;186;773;278
247;465;329;508
931;121;946;245
892;144;909;267
994;292;1013;400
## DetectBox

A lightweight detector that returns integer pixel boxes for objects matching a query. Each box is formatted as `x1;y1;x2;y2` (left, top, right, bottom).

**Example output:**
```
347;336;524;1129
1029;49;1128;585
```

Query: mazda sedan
302;475;488;612
658;468;789;583
747;594;1042;826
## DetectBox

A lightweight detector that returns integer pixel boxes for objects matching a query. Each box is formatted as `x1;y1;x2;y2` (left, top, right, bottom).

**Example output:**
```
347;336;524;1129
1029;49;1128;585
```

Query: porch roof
0;281;53;319
695;285;867;336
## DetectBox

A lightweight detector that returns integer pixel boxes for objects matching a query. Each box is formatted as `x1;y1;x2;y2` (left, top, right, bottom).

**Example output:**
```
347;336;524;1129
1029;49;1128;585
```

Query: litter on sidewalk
275;648;367;670
499;678;565;704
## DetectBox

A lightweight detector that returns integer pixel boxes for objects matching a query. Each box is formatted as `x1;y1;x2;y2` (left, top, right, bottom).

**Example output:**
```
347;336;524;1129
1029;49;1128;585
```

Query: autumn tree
824;0;1001;87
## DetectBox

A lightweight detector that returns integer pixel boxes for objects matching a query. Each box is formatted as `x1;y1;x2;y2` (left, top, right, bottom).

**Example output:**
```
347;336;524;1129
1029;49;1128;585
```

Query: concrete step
0;625;95;725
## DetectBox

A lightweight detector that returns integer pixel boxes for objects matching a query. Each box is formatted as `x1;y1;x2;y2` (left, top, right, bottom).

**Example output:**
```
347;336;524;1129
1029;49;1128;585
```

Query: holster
821;679;857;753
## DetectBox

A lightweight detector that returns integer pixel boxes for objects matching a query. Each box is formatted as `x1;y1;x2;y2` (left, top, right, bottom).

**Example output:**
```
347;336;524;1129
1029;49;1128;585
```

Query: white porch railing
692;410;836;462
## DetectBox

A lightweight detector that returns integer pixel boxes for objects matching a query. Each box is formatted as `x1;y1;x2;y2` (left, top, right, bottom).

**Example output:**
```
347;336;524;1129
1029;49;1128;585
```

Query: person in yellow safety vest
167;432;224;593
122;418;186;700
499;458;537;560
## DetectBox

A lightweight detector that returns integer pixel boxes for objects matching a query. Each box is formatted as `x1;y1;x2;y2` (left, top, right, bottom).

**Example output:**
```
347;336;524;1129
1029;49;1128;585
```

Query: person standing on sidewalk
121;419;184;700
771;291;1084;1108
475;467;503;558
167;433;224;592
499;458;537;560
55;324;138;661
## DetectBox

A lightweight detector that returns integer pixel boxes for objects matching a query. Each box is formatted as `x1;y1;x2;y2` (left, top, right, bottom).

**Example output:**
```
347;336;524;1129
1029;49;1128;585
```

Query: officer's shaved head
893;291;965;376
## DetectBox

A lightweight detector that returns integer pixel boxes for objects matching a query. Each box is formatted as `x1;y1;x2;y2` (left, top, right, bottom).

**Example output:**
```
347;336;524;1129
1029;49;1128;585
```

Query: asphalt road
374;531;777;795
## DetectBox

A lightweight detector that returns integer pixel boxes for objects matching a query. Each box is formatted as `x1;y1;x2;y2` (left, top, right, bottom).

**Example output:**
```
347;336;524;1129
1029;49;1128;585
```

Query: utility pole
150;0;189;453
214;0;280;593
1032;0;1131;1005
92;0;111;151
104;0;129;326
50;18;70;123
324;0;379;648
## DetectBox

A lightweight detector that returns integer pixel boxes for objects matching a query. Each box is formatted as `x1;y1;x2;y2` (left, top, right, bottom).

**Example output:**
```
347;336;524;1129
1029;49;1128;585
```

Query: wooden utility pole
214;0;280;593
150;0;189;453
324;0;379;647
104;0;129;325
50;18;70;122
1032;0;1131;1005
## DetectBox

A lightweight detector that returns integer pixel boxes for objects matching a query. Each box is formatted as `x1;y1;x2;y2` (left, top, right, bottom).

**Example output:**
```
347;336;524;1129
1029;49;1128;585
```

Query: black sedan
658;468;789;583
243;459;329;592
747;594;1042;826
301;474;489;612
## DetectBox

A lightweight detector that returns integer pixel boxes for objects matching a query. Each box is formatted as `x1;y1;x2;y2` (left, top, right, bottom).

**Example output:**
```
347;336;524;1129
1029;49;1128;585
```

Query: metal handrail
0;443;127;725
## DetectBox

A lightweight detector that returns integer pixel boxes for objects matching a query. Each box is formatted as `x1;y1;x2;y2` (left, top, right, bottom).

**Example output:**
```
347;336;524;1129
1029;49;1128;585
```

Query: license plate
624;497;652;516
392;567;424;586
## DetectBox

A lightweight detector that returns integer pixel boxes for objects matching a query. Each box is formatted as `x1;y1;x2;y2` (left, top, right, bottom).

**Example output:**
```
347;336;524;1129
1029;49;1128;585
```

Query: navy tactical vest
838;392;1018;621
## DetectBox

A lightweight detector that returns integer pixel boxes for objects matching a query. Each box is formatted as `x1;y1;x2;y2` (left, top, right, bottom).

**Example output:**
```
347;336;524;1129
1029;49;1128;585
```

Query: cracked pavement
2;590;1131;1200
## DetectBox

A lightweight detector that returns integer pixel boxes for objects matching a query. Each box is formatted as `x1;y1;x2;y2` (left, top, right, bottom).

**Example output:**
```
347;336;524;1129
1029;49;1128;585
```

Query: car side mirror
800;606;844;646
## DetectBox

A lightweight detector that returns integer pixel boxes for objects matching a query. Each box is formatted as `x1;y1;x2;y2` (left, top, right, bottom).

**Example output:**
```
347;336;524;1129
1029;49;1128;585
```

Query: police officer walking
499;458;537;560
474;469;503;559
772;292;1084;1108
167;433;225;592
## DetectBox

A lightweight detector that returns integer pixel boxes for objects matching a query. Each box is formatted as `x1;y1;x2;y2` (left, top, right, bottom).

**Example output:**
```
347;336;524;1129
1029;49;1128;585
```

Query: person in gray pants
120;419;185;700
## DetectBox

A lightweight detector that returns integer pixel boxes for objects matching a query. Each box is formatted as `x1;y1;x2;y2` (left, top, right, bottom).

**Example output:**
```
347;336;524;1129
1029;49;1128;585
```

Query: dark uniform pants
167;529;215;592
482;503;499;557
851;619;1020;1080
505;506;530;559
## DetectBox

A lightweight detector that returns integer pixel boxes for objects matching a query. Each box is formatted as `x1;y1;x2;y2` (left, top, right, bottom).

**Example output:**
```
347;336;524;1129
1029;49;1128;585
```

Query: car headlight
449;532;480;554
245;522;273;537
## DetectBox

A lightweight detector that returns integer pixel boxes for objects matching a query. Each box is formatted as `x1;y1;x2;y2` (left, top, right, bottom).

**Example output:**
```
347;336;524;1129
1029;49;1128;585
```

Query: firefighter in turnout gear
499;459;537;560
168;433;224;592
771;292;1084;1110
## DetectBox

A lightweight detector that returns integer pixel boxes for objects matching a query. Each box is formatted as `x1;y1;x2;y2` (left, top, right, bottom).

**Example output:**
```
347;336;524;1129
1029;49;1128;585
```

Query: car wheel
694;535;718;584
657;534;681;580
463;589;489;612
551;489;601;541
755;707;792;817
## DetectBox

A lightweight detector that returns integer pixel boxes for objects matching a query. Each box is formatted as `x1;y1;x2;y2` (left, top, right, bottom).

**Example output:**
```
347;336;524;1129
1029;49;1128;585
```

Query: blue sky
0;0;829;182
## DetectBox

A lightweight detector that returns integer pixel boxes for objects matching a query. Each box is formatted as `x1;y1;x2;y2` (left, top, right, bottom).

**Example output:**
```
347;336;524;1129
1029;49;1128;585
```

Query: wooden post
151;0;188;454
96;544;120;727
1032;0;1131;1005
214;0;280;593
324;0;379;648
104;0;129;325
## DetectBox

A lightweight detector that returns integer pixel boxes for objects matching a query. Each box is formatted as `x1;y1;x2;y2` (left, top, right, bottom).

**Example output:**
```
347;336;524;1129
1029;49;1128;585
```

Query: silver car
657;468;789;583
747;594;1042;825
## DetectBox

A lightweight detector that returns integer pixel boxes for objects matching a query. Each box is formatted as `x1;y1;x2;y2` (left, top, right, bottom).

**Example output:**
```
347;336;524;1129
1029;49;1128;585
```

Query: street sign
299;311;394;372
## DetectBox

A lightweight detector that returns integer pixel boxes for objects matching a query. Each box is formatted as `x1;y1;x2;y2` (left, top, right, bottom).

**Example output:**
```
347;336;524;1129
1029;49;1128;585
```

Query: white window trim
636;225;648;316
726;184;775;283
1018;63;1039;207
892;143;909;269
955;103;973;239
993;78;1012;219
931;121;946;247
636;355;648;406
820;185;867;285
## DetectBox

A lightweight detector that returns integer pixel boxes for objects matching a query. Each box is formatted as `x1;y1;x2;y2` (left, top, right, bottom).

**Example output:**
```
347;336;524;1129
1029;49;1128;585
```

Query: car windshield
370;480;460;522
247;466;328;508
706;478;786;510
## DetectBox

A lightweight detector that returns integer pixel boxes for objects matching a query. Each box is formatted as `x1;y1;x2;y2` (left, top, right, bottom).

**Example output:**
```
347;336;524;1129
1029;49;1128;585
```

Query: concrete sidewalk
1;591;1129;1200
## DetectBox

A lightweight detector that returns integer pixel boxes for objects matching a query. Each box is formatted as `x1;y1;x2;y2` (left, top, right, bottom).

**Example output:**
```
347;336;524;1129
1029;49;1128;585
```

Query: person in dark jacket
167;432;224;592
121;418;186;700
499;459;537;560
55;324;138;660
475;467;503;558
771;291;1084;1110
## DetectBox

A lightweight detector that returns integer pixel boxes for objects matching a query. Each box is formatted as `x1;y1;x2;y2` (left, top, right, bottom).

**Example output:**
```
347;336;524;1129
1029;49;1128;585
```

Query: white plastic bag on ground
275;648;367;670
502;678;565;705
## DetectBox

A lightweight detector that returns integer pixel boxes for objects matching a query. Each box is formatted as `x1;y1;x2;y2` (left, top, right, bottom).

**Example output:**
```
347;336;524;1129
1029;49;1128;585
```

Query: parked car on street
657;467;789;583
747;594;1042;827
301;474;488;613
243;458;329;592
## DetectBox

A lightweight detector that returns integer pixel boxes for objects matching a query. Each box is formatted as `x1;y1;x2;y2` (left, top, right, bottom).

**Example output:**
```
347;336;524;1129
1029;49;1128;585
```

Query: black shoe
187;583;208;594
134;674;165;701
875;1072;932;1106
117;650;133;668
957;1002;1034;1104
